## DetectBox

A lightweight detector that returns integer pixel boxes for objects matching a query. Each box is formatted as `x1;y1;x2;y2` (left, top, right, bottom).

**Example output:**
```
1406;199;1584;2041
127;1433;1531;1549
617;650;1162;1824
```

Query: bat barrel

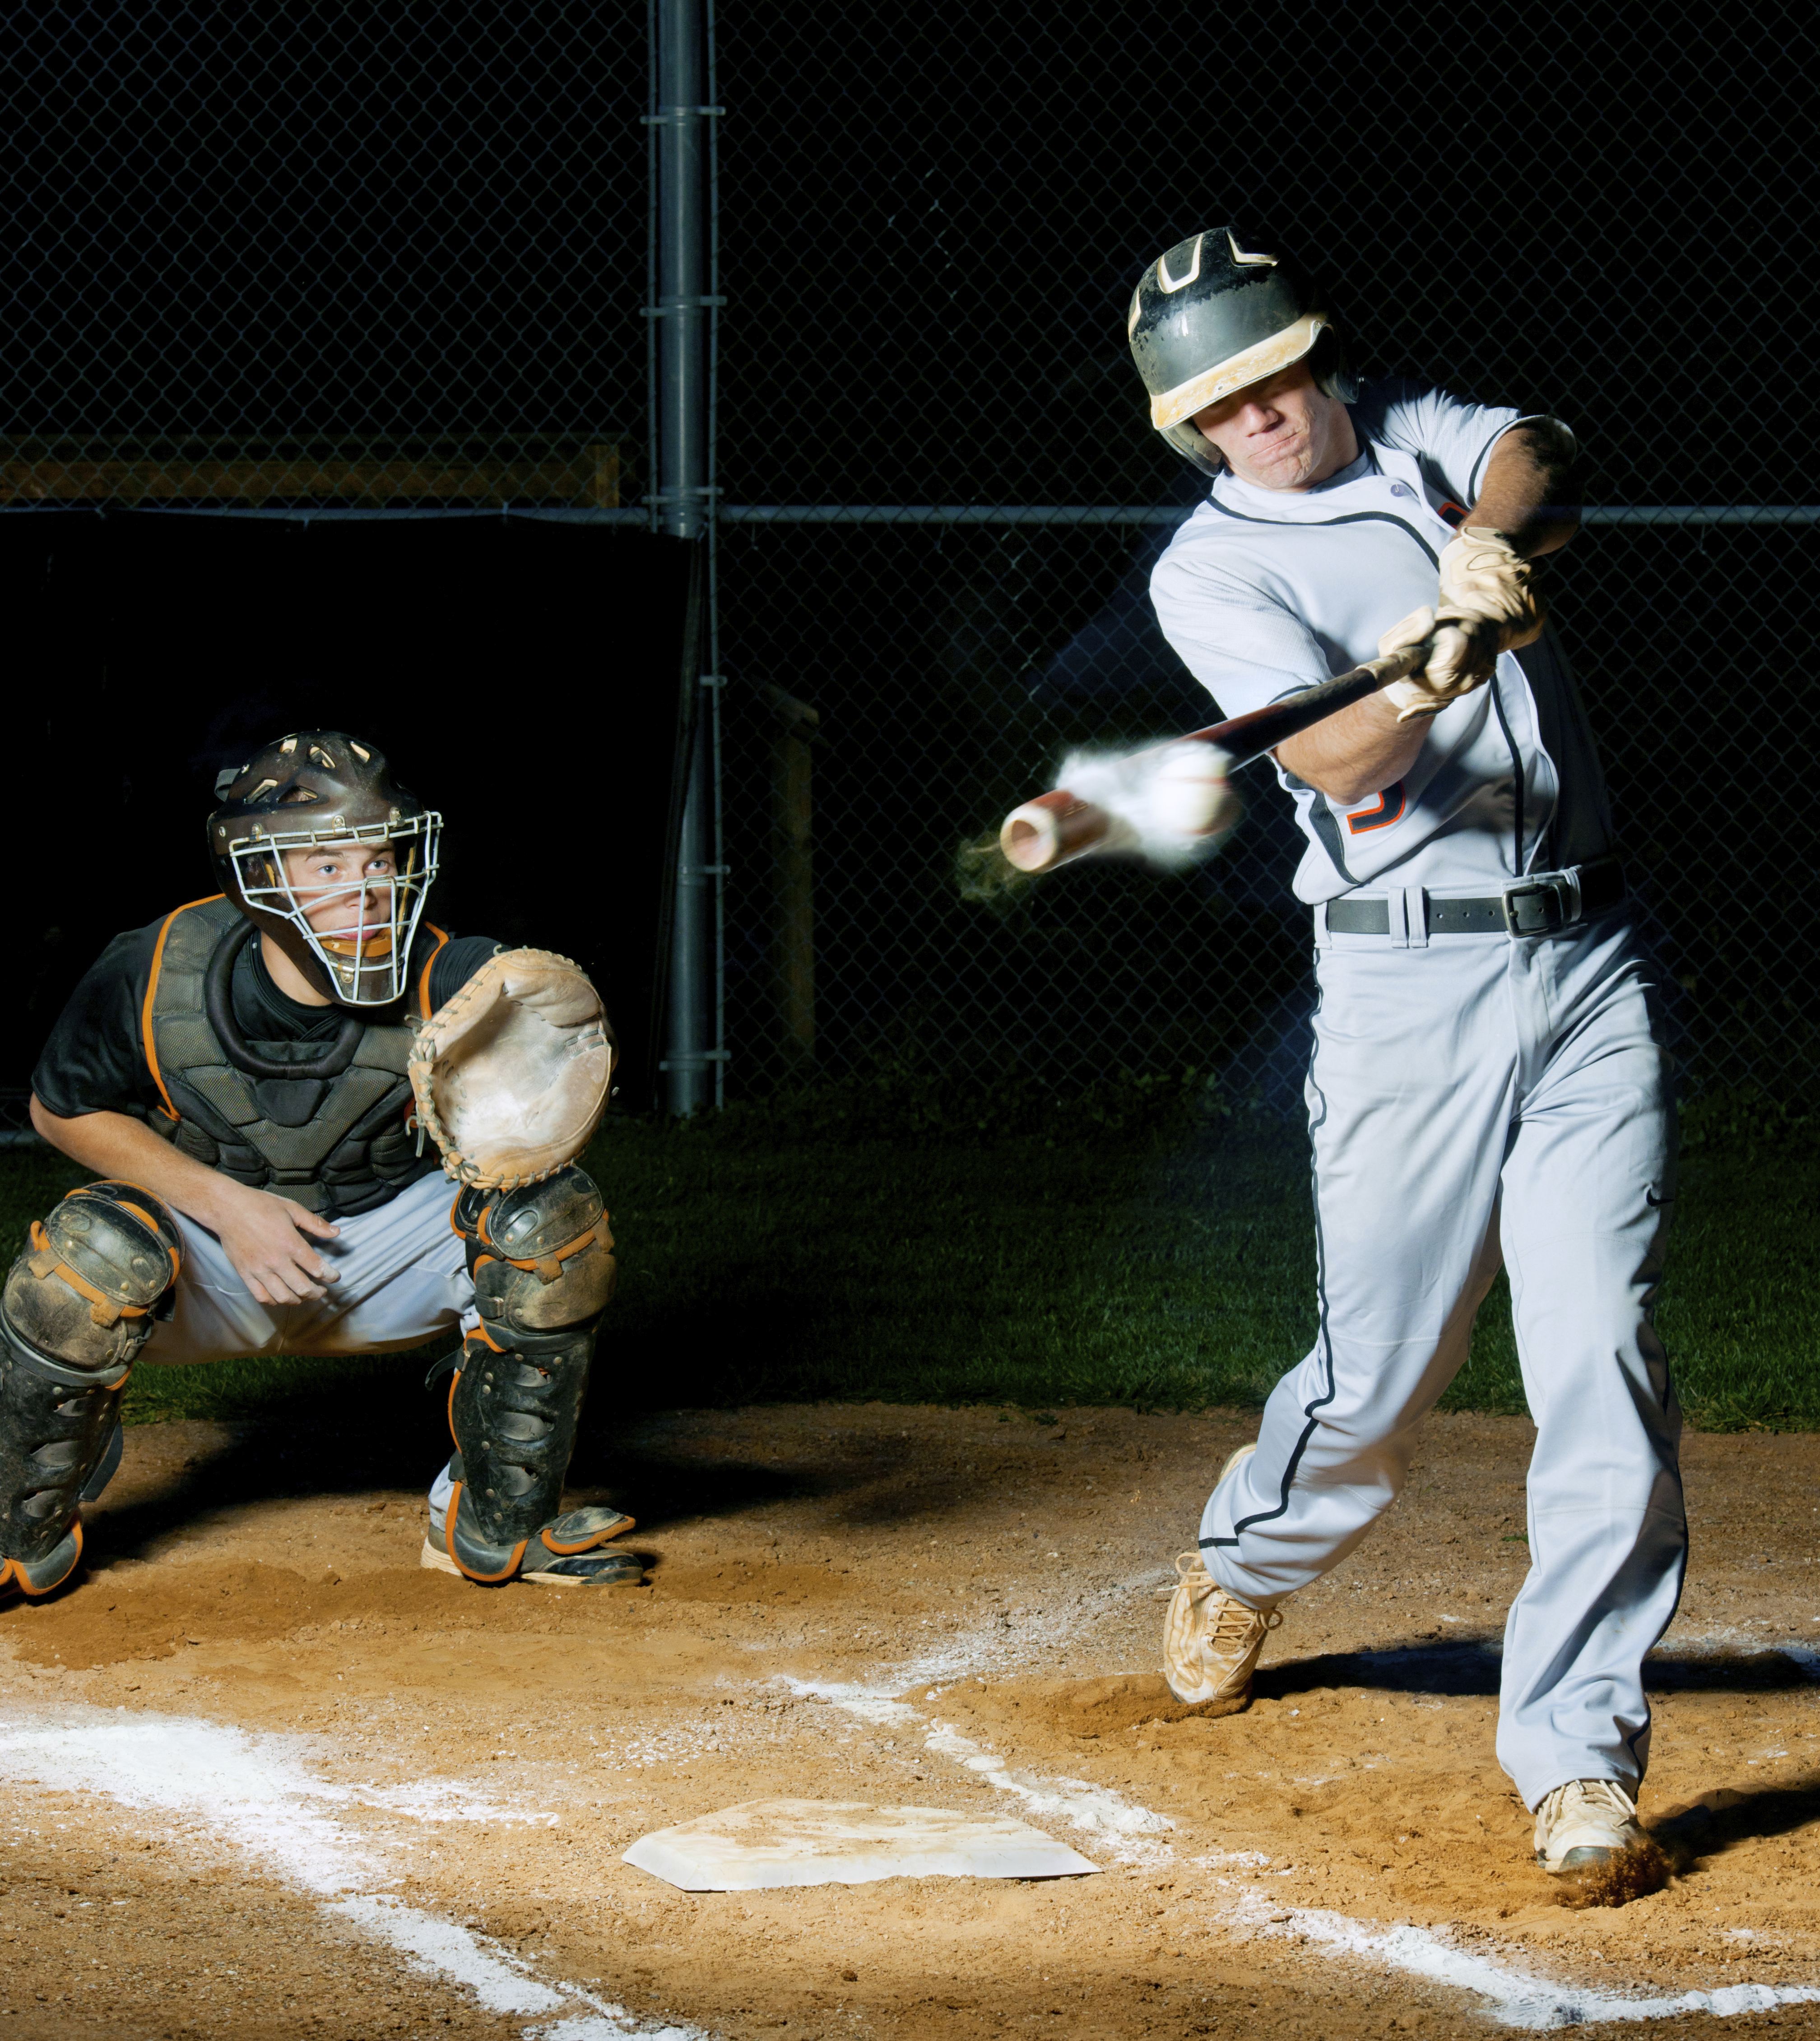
999;789;1114;873
993;645;1423;878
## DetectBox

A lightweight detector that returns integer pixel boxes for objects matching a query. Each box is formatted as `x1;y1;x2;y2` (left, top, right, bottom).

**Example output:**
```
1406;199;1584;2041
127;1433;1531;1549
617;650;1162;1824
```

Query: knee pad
452;1166;616;1353
0;1183;176;1596
5;1182;182;1373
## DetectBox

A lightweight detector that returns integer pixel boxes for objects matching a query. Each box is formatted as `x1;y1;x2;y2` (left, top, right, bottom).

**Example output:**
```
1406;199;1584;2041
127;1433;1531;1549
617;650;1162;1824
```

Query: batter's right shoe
1157;1553;1282;1705
1532;1778;1649;1874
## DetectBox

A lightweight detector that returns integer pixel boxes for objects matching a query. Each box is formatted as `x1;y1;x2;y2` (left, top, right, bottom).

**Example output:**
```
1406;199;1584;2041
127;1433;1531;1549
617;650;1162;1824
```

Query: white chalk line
0;1708;702;2038
781;1620;1820;2027
1681;1630;1820;1680
6;1619;1808;2031
783;1675;1175;1865
1224;1888;1820;2030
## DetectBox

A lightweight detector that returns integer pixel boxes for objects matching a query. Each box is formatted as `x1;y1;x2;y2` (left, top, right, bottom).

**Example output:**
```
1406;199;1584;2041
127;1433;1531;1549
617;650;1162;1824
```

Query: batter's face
279;838;400;934
1191;362;1358;492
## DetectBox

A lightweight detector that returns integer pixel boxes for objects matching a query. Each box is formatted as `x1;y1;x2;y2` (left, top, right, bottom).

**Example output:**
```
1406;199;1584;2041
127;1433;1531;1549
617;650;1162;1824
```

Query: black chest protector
143;896;444;1217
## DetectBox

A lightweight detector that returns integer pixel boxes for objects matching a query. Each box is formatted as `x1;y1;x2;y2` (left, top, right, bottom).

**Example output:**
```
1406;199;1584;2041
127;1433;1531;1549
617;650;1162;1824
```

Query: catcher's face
279;839;400;934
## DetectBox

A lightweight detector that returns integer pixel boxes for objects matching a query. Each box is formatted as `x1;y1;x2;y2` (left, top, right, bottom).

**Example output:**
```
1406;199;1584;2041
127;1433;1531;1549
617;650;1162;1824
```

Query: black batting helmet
1128;227;1355;475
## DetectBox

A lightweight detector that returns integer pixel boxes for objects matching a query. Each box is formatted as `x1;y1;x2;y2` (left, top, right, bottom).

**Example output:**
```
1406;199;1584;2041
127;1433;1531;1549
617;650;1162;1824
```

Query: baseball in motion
1086;224;1680;1887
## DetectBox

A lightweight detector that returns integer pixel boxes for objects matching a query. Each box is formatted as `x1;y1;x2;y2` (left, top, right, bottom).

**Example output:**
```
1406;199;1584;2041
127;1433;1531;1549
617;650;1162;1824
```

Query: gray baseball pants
1198;909;1683;1809
140;1167;476;1364
95;1169;478;1516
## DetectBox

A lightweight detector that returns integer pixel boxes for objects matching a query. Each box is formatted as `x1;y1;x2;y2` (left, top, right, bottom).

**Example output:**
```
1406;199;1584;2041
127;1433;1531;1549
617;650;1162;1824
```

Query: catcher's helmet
1128;227;1355;475
207;732;441;1007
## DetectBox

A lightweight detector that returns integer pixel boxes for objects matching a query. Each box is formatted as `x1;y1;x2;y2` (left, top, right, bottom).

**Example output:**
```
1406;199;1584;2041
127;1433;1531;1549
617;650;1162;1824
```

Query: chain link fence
711;1;1817;1101
5;3;1815;1102
4;3;645;506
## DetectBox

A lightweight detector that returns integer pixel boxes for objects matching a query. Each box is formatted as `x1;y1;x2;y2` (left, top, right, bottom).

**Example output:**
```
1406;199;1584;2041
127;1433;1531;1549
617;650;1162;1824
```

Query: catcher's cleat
425;1486;639;1588
420;1521;643;1588
523;1546;645;1586
1157;1552;1282;1706
1532;1778;1649;1874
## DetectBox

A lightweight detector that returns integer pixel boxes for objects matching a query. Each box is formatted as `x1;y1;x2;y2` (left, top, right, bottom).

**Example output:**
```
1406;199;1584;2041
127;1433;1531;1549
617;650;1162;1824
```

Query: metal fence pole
651;0;722;1113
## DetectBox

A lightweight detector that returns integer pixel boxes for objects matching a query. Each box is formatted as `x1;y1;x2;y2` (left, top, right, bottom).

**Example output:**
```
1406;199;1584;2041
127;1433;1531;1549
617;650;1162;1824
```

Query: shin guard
0;1329;133;1596
438;1167;634;1584
0;1182;180;1597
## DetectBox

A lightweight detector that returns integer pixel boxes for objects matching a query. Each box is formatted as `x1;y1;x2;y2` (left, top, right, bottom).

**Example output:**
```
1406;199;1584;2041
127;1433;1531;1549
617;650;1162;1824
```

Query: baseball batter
1129;230;1681;1878
2;732;638;1601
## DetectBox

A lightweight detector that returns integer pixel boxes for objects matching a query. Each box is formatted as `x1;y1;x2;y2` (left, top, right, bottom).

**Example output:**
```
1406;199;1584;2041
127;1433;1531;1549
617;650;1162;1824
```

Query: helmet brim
1148;311;1329;430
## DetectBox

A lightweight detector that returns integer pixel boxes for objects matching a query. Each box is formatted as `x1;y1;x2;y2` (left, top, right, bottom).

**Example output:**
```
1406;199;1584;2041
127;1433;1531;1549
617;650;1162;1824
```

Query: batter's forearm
1273;689;1427;807
28;1098;241;1233
1468;419;1581;557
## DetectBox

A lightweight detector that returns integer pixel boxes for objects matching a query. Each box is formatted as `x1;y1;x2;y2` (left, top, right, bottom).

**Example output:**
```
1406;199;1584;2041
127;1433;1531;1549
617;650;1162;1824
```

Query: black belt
1323;859;1625;938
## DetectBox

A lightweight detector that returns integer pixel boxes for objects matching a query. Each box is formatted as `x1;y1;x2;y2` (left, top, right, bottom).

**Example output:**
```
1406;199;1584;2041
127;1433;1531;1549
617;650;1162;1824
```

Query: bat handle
999;789;1115;874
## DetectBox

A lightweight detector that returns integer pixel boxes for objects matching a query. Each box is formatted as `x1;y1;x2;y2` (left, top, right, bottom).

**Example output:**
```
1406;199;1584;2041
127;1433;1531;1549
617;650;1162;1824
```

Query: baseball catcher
5;730;638;1601
1124;230;1681;1882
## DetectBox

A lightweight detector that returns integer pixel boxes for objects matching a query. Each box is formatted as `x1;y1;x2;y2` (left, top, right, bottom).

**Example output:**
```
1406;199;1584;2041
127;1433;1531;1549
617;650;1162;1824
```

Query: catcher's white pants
1198;912;1683;1810
140;1168;476;1366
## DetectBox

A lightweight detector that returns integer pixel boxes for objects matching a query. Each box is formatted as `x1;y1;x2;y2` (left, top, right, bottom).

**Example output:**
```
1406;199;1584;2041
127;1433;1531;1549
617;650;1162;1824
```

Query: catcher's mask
207;731;441;1007
1127;227;1356;476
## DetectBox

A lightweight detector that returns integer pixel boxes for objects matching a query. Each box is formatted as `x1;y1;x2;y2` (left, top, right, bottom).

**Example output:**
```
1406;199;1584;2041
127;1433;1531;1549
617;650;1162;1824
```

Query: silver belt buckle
1501;871;1579;936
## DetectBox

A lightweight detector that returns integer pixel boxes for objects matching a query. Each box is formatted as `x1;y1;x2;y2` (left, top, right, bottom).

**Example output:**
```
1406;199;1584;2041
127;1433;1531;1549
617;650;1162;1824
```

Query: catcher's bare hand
210;1182;341;1304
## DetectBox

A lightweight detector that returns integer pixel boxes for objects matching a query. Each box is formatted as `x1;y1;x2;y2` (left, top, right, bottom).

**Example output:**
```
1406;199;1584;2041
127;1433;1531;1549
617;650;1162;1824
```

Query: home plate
623;1799;1101;1890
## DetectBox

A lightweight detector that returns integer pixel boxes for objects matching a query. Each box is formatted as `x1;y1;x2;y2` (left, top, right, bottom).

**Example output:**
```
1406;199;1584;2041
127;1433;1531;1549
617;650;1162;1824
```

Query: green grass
0;1083;1813;1432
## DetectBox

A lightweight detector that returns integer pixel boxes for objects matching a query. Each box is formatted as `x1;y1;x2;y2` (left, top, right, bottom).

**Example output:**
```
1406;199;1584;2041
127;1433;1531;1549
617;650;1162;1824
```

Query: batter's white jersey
1149;380;1612;903
1151;382;1680;1811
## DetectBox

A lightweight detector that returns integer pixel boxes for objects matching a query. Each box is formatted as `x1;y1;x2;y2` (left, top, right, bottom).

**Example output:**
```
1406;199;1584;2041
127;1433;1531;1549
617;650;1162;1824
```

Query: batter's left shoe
1532;1778;1648;1873
1215;1438;1258;1494
1157;1553;1282;1706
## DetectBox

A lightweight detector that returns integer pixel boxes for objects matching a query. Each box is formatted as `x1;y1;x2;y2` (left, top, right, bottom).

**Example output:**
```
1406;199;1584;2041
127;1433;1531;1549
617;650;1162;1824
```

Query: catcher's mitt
408;949;614;1190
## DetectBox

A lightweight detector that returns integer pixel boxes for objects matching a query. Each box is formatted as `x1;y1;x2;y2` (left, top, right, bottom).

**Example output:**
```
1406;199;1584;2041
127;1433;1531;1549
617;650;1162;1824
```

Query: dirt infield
0;1404;1816;2038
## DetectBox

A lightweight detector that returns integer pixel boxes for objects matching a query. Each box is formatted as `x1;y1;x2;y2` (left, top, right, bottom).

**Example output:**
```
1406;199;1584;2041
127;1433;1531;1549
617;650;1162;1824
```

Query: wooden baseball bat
998;646;1422;874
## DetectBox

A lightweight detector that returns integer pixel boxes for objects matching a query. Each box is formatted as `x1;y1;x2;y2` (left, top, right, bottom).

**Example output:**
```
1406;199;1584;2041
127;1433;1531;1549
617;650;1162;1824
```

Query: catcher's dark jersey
33;907;498;1122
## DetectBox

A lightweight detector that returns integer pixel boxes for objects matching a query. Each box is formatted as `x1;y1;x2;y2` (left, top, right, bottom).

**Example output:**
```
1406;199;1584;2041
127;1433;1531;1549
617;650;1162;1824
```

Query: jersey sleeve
29;925;162;1120
1148;544;1336;720
1356;379;1548;506
423;934;617;1044
427;935;505;1011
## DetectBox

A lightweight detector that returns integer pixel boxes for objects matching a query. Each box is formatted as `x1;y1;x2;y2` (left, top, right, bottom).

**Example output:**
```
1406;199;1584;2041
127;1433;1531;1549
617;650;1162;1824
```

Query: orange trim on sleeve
417;923;450;1020
140;896;226;1122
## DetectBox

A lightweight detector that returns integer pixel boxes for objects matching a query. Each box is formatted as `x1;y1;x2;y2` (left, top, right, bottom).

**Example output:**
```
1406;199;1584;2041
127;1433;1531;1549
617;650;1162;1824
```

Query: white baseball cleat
1532;1778;1649;1873
1157;1552;1282;1705
1216;1440;1258;1490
